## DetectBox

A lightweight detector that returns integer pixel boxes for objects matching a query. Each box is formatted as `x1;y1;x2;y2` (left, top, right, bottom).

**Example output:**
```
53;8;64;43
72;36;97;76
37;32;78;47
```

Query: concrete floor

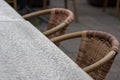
24;0;120;80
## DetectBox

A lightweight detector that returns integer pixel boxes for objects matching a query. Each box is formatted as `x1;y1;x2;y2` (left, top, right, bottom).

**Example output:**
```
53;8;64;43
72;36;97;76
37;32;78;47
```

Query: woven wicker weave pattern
47;8;74;39
51;30;119;80
76;30;119;80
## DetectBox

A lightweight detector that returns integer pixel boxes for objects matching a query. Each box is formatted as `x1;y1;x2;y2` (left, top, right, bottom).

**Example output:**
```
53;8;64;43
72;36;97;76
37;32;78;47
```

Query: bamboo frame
23;8;74;37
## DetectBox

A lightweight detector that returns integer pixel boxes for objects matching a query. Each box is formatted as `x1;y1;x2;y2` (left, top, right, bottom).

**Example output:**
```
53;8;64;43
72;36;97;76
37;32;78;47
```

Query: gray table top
0;21;93;80
0;0;93;80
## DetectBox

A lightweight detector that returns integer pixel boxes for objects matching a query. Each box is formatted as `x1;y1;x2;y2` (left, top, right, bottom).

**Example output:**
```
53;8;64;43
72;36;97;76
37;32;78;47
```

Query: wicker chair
23;8;74;39
103;0;120;16
43;0;78;22
6;0;17;10
51;30;119;80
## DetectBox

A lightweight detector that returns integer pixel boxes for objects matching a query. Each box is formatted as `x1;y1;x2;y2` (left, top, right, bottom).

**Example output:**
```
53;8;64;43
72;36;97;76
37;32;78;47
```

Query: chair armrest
51;31;83;42
43;22;67;36
22;9;51;19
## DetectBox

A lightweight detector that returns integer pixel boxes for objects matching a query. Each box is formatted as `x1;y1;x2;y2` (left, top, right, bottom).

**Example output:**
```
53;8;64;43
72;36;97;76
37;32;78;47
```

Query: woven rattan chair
6;0;17;10
103;0;120;16
43;0;78;22
51;30;119;80
23;8;74;40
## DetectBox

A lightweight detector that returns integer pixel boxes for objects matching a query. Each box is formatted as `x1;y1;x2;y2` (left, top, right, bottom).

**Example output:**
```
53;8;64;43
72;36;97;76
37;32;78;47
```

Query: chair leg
13;0;17;10
103;0;109;12
115;0;120;16
43;0;47;9
72;0;79;22
64;0;68;9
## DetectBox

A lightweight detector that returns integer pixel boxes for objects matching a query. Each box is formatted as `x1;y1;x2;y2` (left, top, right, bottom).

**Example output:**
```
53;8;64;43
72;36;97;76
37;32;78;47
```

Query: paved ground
22;0;120;79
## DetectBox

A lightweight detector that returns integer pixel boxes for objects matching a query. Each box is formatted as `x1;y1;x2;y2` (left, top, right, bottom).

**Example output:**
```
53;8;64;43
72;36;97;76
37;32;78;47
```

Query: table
0;0;93;80
0;0;23;21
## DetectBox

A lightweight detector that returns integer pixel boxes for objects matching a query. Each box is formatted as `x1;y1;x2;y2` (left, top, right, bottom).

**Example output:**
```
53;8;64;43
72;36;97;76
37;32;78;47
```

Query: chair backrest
23;8;73;39
23;8;74;45
46;8;74;39
76;30;119;80
51;30;119;80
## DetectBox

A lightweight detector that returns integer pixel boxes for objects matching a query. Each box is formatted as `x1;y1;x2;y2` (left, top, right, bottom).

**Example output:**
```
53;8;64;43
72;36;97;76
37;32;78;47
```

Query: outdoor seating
51;30;119;80
6;0;17;10
23;8;74;41
0;1;94;79
43;0;78;22
103;0;120;16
